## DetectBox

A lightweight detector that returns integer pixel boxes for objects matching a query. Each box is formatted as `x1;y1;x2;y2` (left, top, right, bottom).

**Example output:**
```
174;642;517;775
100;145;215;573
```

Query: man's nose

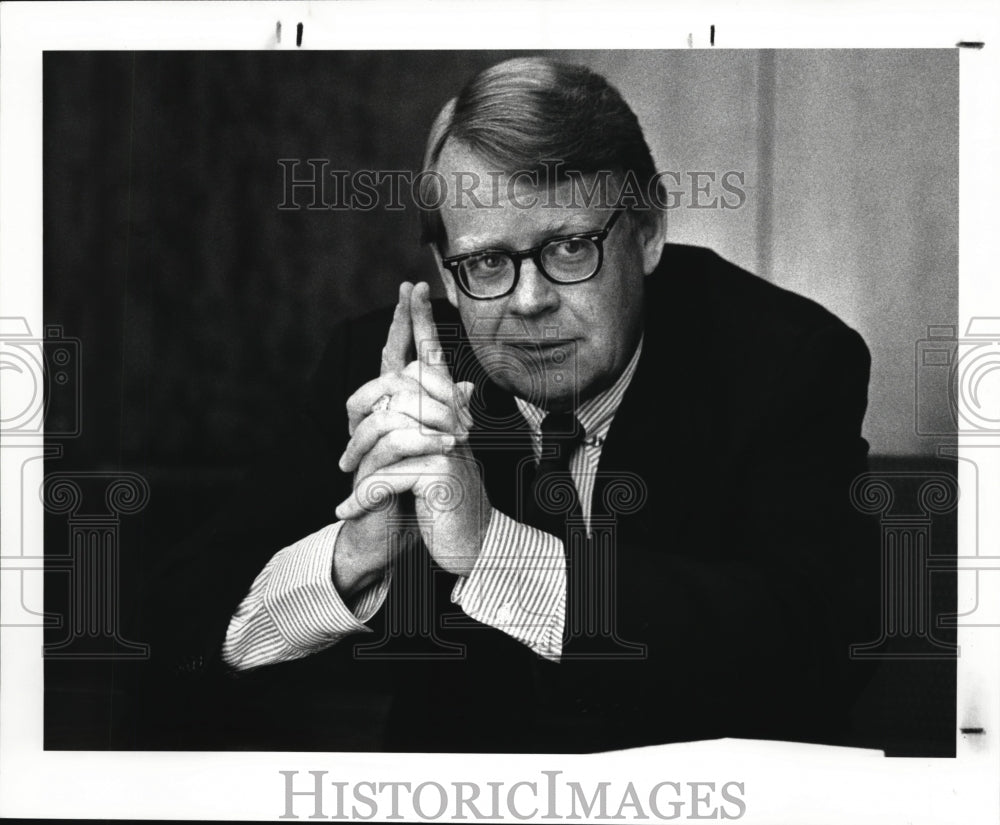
507;259;559;316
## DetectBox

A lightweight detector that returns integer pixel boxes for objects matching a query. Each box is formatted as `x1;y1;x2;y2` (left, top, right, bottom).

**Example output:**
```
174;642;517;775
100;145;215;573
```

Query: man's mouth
504;338;577;351
502;339;578;367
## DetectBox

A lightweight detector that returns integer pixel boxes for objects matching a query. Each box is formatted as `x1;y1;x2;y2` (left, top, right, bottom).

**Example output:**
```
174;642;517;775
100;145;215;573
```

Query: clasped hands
330;281;493;599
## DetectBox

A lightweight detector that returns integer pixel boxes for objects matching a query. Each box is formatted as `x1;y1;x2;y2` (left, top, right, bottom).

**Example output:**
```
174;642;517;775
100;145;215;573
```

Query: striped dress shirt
222;337;644;670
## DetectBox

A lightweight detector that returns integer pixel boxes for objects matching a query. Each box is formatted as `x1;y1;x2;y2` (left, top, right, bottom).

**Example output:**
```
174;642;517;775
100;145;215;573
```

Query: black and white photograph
1;3;998;823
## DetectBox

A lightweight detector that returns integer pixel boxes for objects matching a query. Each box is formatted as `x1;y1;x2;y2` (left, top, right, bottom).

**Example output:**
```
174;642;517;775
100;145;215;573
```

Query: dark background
42;51;957;755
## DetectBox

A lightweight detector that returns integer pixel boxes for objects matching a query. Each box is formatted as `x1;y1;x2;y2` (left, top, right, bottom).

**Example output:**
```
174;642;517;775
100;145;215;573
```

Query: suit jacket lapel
591;262;700;545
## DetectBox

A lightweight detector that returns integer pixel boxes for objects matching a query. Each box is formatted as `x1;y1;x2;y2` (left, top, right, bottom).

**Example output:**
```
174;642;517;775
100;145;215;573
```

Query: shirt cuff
222;521;391;671
451;508;566;662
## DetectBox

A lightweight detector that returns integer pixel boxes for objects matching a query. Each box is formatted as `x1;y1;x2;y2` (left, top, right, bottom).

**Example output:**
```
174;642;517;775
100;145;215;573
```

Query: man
149;57;876;753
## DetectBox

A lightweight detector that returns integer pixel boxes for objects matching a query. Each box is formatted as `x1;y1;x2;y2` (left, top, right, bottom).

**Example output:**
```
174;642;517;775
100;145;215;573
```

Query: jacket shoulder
651;243;867;352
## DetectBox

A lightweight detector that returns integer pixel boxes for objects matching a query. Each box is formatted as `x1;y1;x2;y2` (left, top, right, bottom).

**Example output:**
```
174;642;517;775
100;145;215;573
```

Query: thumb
456;381;476;404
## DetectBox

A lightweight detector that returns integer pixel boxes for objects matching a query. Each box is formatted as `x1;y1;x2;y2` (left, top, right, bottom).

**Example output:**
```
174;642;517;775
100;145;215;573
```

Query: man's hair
419;57;663;250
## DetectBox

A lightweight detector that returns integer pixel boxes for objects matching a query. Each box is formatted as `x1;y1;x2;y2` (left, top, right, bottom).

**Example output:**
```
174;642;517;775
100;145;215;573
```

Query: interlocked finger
346;373;424;435
340;394;460;473
353;428;457;483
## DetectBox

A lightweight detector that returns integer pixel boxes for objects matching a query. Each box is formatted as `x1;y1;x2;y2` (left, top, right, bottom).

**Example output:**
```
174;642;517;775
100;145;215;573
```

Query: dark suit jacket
143;243;878;753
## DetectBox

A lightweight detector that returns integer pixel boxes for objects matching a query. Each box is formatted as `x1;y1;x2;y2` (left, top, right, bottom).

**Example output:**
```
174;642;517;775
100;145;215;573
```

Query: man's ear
430;246;460;307
636;208;667;276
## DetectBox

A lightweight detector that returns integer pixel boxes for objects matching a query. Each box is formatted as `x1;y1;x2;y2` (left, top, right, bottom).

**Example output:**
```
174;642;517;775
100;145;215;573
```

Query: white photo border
2;1;999;822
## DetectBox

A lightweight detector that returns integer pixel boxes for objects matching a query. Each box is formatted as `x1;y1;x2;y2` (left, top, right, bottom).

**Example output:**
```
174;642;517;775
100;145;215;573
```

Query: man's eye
466;253;509;276
549;239;588;258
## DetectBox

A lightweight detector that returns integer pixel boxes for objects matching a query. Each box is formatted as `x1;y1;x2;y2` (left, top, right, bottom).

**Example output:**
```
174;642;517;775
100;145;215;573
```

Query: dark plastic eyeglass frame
440;209;624;301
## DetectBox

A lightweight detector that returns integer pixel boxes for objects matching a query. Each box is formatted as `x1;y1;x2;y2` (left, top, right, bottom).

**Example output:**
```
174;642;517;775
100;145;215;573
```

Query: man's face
433;140;665;411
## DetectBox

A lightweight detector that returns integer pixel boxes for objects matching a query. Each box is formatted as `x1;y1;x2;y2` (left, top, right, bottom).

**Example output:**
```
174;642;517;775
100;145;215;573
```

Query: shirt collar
514;334;644;443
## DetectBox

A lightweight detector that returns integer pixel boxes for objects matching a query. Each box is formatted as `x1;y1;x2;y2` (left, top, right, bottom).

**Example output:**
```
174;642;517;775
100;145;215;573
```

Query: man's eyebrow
451;217;602;254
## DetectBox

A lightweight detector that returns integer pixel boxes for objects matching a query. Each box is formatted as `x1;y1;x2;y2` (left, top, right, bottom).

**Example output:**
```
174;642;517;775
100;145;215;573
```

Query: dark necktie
522;411;585;540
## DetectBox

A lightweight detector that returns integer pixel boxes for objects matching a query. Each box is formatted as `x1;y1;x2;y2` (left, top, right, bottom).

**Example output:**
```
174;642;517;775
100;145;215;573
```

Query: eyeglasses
440;210;624;300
